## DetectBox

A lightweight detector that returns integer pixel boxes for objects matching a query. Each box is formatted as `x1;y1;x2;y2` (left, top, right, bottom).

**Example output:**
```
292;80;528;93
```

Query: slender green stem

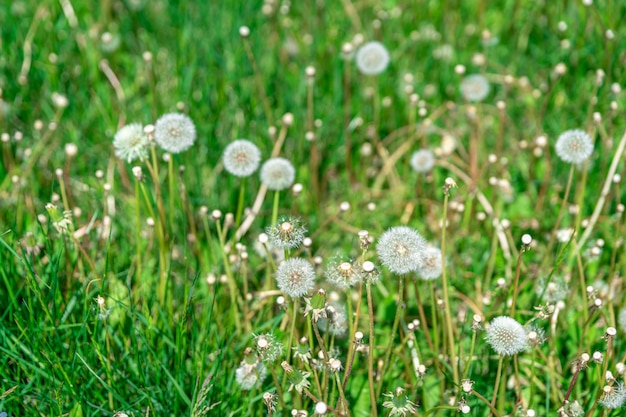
366;283;378;417
542;164;574;265
490;355;505;416
215;220;242;331
271;191;280;226
377;275;404;397
235;177;247;229
509;247;525;317
286;298;298;363
168;154;175;228
422;406;457;417
134;180;142;280
463;330;477;380
441;191;459;384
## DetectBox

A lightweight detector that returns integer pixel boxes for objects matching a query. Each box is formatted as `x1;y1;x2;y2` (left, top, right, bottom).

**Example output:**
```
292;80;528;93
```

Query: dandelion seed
555;129;593;164
416;246;442;281
154;112;196;153
223;139;261;177
485;316;528;356
536;276;569;303
377;226;427;275
276;258;316;298
267;216;307;249
355;41;390;75
113;123;150;162
460;74;490;102
260;157;296;190
410;149;435;173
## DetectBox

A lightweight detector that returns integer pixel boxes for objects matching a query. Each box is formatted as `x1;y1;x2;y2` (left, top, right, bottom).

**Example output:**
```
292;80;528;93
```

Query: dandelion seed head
223;139;261;177
235;360;266;390
254;333;283;362
410;149;435;173
267;216;307;249
486;316;528;356
154;112;196;153
355;41;390;76
113;123;149;162
276;258;316;298
417;246;443;281
326;258;361;289
555;129;593;164
600;383;626;409
377;226;427;274
260;157;296;190
460;74;490;102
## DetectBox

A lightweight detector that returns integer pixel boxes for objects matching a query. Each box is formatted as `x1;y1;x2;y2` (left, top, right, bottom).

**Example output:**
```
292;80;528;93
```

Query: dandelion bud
461;379;474;393
593;351;604;363
132;166;143;181
282;112;294;126
55;168;63;178
239;26;250;38
314;402;328;415
65;143;78;157
211;210;222;221
305;66;316;78
355;331;364;341
454;64;466;75
521;234;532;246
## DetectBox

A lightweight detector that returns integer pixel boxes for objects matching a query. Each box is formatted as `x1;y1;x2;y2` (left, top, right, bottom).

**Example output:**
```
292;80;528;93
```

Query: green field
1;0;626;416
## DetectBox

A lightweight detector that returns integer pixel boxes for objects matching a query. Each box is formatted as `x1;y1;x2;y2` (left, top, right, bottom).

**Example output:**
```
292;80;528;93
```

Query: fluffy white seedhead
223;139;261;177
417;246;443;281
410;149;436;173
486;316;528;356
260;157;296;190
355;41;390;75
460;74;490;102
600;383;626;409
555;129;593;164
377;226;427;274
154;112;196;153
113;123;149;162
267;216;307;249
235;361;267;390
325;258;361;289
276;258;315;298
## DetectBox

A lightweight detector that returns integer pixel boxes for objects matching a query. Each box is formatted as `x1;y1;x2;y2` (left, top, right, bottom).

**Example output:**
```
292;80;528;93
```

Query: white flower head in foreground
113;123;149;162
486;316;528;356
377;226;427;274
355;41;390;75
410;149;435;173
154;112;196;153
417;246;442;281
260;157;296;190
555;129;593;164
276;258;316;298
460;74;490;102
254;333;283;362
223;139;261;177
235;359;267;391
599;383;626;409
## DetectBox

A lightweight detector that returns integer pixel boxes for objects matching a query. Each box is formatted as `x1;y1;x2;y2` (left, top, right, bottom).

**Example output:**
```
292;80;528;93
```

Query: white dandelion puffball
417;246;442;280
486;316;528;356
377;226;427;275
223;139;261;177
600;383;626;409
113;123;149;162
555;129;593;164
235;361;267;391
355;41;390;76
460;74;490;102
260;157;296;190
410;149;435;173
276;258;316;298
154;112;196;153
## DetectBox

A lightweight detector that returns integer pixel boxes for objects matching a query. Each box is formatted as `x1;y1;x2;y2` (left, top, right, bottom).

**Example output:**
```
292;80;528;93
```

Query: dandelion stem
490;355;505;416
441;190;459;385
509;246;525;317
543;164;574;265
366;283;378;417
472;389;502;417
377;275;404;397
271;191;280;227
235;177;246;229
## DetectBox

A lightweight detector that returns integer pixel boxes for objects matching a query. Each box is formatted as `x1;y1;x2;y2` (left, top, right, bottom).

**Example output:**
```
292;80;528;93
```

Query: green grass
1;0;626;416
